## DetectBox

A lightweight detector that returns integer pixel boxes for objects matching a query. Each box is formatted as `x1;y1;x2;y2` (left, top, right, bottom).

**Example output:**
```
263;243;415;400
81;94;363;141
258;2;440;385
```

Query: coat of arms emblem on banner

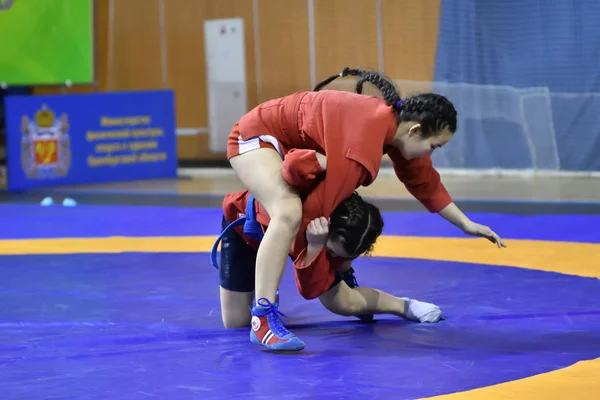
20;104;71;179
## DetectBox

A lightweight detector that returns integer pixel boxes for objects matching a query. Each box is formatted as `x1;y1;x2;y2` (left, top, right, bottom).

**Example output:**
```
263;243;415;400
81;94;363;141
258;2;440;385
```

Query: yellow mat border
2;235;599;400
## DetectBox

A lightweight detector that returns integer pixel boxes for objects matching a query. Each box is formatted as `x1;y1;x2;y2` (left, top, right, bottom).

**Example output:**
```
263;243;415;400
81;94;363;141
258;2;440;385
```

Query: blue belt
210;194;264;270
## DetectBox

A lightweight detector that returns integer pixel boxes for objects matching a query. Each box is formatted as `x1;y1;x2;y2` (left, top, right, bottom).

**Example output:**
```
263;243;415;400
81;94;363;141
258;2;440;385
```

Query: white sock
403;297;442;323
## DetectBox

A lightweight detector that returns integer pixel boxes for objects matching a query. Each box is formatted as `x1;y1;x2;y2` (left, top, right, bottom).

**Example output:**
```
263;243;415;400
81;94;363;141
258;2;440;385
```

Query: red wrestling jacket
222;145;452;300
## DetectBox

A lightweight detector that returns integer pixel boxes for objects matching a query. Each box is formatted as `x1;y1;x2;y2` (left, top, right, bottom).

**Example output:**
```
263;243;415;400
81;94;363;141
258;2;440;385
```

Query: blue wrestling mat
0;204;599;399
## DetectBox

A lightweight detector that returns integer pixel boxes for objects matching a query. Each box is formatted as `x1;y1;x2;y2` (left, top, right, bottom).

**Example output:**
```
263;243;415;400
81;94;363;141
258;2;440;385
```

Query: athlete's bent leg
319;280;442;323
218;216;257;328
229;147;304;351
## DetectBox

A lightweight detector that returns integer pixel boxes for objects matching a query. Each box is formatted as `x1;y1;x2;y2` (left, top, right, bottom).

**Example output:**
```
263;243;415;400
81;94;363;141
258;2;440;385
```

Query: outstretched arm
387;148;506;248
438;202;506;247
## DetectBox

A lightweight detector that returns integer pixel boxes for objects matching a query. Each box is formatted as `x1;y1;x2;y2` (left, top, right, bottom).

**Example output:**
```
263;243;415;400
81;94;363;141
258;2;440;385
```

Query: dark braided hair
314;67;457;137
329;192;384;257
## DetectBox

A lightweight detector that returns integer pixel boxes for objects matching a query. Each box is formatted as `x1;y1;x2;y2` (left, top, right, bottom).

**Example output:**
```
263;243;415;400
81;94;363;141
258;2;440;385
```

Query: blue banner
4;90;177;191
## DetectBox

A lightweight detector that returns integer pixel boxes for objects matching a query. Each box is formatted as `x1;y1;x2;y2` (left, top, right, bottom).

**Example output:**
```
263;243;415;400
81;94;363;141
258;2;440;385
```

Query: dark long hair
329;192;383;256
314;67;458;137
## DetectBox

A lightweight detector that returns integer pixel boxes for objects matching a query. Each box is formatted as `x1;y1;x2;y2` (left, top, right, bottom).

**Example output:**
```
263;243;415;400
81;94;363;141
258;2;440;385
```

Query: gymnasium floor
1;169;599;400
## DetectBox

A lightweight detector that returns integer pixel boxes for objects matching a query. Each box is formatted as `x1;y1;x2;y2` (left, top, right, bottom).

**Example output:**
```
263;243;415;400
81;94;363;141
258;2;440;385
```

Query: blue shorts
219;216;257;292
218;215;344;293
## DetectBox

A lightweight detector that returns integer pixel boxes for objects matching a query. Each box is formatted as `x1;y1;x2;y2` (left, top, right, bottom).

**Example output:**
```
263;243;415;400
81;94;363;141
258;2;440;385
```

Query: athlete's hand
306;217;329;246
462;221;506;248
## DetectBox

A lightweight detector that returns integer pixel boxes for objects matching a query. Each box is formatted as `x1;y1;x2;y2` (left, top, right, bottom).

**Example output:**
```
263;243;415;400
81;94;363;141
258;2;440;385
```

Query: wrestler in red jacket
226;67;505;351
215;150;443;335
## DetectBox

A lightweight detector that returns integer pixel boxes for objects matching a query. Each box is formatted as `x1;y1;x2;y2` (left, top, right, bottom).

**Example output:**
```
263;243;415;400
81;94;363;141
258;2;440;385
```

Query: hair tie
396;99;403;108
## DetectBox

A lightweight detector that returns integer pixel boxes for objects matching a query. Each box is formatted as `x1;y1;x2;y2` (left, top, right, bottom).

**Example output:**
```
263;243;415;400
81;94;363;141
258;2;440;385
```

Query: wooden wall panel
94;0;109;92
177;134;217;161
258;0;310;101
381;0;440;87
32;84;95;96
314;0;379;84
107;0;163;91
30;1;442;162
163;1;210;160
167;0;256;160
164;0;208;129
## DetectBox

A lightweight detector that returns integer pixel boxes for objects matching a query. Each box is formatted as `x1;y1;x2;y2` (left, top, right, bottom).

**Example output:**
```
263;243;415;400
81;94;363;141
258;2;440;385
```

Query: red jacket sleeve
298;157;370;222
289;158;370;299
281;149;325;191
387;147;453;213
292;246;338;299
